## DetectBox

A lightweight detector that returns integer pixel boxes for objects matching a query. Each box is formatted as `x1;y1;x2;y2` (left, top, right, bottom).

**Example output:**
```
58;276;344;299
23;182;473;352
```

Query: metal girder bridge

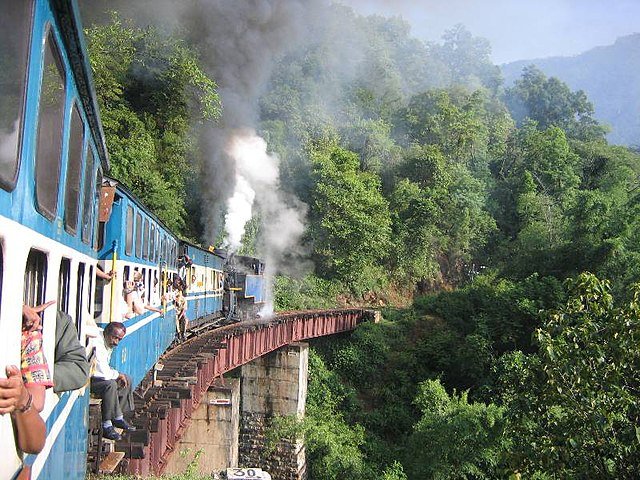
119;308;374;475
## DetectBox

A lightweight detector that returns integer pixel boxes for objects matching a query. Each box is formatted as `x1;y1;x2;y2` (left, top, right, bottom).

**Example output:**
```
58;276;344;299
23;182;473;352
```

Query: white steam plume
222;128;307;315
181;0;315;313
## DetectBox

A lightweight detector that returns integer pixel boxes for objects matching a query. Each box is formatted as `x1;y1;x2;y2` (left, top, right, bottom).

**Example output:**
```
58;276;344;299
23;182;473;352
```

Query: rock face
239;343;309;480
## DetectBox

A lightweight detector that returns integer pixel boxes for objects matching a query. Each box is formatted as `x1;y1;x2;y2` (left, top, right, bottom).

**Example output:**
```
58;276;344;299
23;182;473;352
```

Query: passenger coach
0;1;107;478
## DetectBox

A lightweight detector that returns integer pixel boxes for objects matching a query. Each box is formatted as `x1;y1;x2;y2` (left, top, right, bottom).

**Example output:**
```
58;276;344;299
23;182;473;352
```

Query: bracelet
17;391;33;413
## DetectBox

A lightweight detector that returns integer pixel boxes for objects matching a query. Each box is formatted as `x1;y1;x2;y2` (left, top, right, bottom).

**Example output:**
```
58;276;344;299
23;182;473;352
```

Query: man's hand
22;301;56;330
116;373;128;388
0;366;29;414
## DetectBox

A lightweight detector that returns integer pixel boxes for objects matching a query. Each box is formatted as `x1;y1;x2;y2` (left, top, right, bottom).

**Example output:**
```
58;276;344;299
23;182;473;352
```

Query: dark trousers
90;375;134;421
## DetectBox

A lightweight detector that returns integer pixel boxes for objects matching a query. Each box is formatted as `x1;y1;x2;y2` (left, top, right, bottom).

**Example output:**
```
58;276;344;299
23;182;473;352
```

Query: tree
505;66;606;141
405;379;506;479
430;24;502;92
86;14;220;237
498;273;640;478
307;139;392;293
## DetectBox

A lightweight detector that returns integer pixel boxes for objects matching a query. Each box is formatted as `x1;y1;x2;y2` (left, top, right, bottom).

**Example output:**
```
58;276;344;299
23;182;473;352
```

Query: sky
339;0;640;64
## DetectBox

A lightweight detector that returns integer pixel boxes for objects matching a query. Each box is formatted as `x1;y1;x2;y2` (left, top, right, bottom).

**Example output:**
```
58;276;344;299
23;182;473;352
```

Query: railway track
89;308;374;475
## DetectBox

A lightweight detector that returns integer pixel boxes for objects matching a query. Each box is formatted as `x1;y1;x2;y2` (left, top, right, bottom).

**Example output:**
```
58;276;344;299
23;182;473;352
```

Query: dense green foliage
86;15;219;237
86;5;640;478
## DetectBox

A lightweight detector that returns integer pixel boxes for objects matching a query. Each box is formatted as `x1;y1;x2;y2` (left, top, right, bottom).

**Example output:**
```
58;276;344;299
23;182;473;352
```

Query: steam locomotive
0;1;265;478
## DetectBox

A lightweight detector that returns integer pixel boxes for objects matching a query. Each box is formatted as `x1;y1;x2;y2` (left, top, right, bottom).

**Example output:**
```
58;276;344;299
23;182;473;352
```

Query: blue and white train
0;1;266;478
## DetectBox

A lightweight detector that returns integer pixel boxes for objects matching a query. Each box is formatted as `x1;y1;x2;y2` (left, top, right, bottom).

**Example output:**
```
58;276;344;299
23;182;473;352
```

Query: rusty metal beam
125;308;373;475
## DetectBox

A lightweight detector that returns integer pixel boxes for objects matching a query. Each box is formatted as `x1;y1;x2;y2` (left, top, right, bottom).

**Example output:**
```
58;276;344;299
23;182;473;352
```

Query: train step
98;451;125;474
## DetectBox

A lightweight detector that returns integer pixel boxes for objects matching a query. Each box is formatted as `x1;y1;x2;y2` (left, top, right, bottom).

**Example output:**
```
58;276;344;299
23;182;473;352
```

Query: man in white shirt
90;322;135;441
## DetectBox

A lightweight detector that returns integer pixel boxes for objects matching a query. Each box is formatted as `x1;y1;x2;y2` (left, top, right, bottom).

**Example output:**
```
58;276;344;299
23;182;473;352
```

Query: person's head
104;322;126;348
133;271;143;282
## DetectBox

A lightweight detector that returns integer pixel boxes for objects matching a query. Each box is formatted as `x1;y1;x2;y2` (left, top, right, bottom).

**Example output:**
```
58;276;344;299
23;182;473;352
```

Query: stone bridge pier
163;342;309;479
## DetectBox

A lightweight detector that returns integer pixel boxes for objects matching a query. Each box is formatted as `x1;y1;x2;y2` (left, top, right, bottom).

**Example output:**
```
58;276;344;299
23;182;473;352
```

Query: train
0;1;266;479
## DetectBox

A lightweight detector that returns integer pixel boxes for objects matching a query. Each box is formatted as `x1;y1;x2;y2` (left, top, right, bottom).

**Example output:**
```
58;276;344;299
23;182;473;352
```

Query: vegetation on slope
85;5;640;477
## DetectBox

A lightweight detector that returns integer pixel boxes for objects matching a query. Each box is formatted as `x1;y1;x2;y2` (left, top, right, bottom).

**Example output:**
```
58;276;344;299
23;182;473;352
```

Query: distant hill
501;33;640;146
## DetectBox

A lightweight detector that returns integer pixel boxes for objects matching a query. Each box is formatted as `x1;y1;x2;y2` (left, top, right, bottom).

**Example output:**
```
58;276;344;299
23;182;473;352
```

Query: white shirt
91;331;120;380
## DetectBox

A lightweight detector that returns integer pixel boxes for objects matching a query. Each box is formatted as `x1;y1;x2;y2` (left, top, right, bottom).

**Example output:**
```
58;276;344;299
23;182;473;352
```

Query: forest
84;3;640;478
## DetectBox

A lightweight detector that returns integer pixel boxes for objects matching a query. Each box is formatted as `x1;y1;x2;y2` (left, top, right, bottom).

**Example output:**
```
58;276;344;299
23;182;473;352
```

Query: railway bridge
97;308;375;478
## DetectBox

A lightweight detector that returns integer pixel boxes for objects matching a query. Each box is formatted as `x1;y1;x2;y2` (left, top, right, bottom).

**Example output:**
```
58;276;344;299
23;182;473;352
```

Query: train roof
180;238;227;260
52;0;109;171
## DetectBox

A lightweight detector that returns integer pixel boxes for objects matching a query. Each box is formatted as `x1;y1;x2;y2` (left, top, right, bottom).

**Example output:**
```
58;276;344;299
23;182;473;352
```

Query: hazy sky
339;0;640;64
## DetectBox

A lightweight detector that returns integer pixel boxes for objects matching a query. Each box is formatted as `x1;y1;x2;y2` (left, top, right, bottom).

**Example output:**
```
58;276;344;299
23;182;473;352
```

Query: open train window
0;1;33;191
75;263;84;338
35;28;67;220
142;218;150;259
58;257;71;314
135;212;142;258
24;249;47;308
125;205;134;255
80;147;94;243
97;221;106;251
93;265;104;319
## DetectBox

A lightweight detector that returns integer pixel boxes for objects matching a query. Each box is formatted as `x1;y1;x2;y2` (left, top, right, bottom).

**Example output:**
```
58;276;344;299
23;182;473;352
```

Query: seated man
90;322;135;441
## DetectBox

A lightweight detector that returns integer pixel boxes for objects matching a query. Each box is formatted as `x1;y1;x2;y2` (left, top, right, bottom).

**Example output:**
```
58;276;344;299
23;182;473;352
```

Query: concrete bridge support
163;379;240;475
239;342;309;480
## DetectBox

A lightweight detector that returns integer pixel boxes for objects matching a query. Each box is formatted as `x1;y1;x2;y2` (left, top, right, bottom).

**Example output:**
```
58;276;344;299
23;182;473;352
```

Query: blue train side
0;1;267;478
95;179;180;387
178;241;225;327
0;1;107;478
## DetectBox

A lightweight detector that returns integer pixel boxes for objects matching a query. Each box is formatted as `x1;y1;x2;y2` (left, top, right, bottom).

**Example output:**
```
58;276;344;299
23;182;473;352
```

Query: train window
75;263;85;338
0;1;33;191
163;237;169;266
150;225;156;262
92;167;103;249
135;212;142;258
88;265;93;313
172;242;177;269
124;265;130;281
125;206;134;255
80;147;95;244
24;249;47;308
35;29;66;220
142;218;149;259
64;104;84;234
97;221;106;251
93;265;103;319
58;258;71;314
147;268;152;303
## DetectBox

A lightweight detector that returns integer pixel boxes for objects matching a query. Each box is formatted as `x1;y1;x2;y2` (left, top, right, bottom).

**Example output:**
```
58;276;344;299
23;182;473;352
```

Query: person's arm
0;366;46;454
96;267;115;282
145;304;163;314
54;311;90;393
